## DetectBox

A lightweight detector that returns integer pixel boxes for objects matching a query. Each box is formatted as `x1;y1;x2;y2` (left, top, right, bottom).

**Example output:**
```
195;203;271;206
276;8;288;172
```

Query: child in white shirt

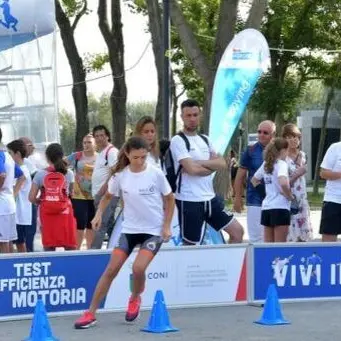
251;138;294;242
7;140;32;253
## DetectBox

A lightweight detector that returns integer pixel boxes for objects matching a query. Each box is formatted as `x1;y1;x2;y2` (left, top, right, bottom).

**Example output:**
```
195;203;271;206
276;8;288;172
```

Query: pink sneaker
74;311;97;329
125;296;141;322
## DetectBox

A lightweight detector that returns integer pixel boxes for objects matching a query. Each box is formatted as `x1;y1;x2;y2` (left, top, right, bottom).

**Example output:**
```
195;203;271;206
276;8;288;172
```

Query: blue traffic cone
254;284;290;326
141;290;179;333
24;299;59;341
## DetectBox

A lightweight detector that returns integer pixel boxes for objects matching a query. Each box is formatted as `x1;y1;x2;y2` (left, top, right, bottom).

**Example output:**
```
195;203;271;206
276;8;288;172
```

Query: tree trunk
245;0;269;29
313;86;335;195
55;0;89;150
98;0;127;148
170;0;267;135
145;0;164;138
171;75;177;137
169;0;212;85
171;76;185;137
201;78;214;134
213;0;238;68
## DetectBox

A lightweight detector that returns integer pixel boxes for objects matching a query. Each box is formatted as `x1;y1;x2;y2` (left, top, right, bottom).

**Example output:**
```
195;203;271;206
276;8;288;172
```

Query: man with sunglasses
233;120;276;243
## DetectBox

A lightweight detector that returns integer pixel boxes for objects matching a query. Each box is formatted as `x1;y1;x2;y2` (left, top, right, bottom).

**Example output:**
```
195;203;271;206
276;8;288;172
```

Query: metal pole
163;0;170;139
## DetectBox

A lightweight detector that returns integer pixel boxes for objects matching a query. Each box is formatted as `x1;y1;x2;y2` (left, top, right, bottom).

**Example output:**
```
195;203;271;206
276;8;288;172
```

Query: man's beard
184;125;198;132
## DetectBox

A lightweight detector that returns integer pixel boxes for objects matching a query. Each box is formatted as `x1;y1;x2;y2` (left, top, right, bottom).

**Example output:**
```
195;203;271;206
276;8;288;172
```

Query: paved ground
234;210;323;241
1;301;338;341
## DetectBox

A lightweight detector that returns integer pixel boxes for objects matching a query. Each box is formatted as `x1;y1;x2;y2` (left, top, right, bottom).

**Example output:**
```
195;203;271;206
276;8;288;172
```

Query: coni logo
127;262;169;292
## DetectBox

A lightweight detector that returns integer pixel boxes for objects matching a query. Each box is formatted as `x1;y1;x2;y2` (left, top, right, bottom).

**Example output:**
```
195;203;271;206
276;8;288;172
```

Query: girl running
108;117;161;248
134;116;160;167
251;138;293;243
29;143;76;251
74;137;175;329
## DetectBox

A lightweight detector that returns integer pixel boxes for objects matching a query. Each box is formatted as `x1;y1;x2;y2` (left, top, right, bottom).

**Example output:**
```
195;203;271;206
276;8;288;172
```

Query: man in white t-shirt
91;125;119;249
170;99;244;245
320;142;341;241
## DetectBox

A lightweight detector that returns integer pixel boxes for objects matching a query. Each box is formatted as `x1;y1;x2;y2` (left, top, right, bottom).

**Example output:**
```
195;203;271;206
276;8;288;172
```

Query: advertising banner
104;245;247;309
209;29;270;155
0;252;109;319
0;245;247;320
252;243;341;302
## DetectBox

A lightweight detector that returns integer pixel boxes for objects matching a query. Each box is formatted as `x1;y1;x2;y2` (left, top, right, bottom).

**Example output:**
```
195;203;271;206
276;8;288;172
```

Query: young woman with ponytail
74;136;175;329
251;138;293;243
29;143;77;251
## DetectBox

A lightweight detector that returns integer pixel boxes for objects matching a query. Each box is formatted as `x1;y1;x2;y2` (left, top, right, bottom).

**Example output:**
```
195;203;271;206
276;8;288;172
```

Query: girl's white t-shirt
16;164;32;225
254;160;290;211
108;163;172;236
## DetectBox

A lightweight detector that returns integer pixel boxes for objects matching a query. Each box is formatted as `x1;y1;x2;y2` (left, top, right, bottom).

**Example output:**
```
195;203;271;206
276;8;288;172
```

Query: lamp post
163;0;170;139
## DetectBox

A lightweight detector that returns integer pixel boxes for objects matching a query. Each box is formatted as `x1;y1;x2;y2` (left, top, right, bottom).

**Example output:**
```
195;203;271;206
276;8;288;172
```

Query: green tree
133;0;165;137
55;0;90;150
88;93;112;130
126;101;157;133
87;93;156;137
169;0;268;133
298;80;326;111
59;109;76;155
166;0;341;132
127;0;266;134
250;0;341;125
98;0;128;148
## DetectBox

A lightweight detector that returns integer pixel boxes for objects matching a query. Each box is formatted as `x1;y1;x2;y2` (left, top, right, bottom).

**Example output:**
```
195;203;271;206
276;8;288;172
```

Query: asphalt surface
0;301;337;341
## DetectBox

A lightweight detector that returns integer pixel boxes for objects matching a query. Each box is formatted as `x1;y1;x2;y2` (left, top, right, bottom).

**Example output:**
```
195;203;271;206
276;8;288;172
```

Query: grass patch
307;192;324;208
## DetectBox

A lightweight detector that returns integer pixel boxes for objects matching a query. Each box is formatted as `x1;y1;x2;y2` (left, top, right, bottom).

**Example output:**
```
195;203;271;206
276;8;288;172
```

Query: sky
56;0;158;113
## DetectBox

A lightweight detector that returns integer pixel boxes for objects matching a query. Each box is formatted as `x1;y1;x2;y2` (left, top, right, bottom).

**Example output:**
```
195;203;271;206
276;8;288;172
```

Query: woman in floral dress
282;124;313;242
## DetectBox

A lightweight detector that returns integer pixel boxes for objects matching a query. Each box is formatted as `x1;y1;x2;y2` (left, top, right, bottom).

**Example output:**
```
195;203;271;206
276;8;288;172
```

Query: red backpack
40;168;68;214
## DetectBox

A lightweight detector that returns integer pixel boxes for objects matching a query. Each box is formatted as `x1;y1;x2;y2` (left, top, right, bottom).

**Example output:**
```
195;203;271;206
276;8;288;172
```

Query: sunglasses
257;130;270;136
